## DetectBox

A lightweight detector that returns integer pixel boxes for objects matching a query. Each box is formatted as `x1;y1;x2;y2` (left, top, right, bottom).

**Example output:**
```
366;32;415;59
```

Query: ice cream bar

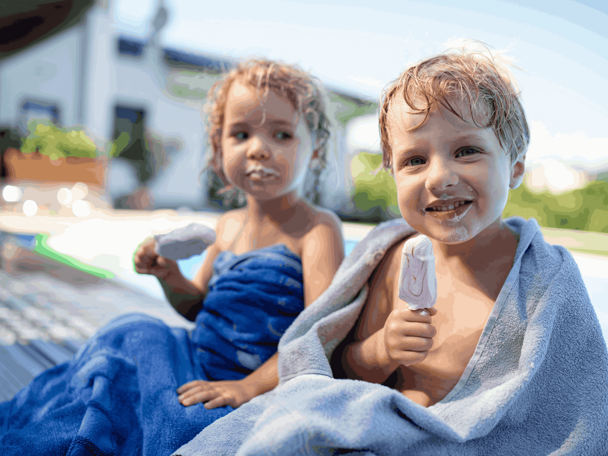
398;235;437;315
154;223;216;261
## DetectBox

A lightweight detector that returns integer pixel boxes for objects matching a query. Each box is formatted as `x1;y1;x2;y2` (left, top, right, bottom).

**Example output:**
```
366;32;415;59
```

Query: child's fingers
178;384;235;408
395;322;436;339
204;396;231;410
391;349;429;366
387;311;436;337
134;266;151;274
134;255;151;269
177;380;202;394
399;308;434;323
177;382;210;401
180;389;216;407
134;250;155;266
134;255;160;275
156;256;171;268
391;335;434;352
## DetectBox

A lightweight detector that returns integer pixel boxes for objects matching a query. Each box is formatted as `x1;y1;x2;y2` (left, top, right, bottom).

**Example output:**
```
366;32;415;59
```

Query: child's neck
431;220;519;299
245;192;302;226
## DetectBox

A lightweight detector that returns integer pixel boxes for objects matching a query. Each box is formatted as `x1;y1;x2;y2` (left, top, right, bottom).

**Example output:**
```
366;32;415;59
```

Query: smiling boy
332;48;535;407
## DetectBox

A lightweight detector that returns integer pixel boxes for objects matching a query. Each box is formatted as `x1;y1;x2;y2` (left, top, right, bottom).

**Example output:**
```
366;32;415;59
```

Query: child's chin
247;188;288;201
419;225;474;245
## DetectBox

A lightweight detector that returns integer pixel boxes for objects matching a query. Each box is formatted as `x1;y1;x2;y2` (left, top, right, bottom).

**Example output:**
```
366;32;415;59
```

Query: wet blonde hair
379;44;530;168
205;58;331;200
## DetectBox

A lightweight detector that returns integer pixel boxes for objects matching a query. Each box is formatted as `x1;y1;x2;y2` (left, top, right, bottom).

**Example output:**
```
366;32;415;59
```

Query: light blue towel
174;217;608;456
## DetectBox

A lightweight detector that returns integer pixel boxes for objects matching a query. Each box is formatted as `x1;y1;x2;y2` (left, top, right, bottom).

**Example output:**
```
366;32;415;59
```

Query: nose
246;134;270;161
425;156;459;192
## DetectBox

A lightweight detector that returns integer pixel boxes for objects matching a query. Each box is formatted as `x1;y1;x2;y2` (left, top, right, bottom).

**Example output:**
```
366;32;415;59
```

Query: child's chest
230;226;303;257
394;285;496;405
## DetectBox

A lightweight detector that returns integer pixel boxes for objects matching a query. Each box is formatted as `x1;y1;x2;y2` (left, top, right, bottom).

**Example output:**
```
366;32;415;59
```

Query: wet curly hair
379;43;530;169
204;58;331;203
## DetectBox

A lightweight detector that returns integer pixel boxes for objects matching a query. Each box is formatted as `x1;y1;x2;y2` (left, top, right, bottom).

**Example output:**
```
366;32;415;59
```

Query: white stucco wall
0;26;83;130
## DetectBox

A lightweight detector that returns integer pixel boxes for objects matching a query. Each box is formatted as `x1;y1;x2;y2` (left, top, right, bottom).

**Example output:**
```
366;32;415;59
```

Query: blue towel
193;245;304;380
0;244;304;456
174;217;608;456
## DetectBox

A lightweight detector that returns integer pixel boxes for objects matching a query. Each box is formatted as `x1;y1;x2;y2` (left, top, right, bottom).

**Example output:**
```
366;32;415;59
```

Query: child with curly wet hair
1;59;344;456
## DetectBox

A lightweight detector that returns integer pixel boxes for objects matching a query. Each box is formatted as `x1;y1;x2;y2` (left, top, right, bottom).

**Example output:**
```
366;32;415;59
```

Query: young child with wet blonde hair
135;58;344;409
1;58;344;455
335;45;532;405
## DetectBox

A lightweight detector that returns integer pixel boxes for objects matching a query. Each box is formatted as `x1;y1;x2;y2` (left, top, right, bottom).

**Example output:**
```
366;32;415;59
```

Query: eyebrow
265;119;294;128
393;140;430;158
449;132;488;145
226;119;294;129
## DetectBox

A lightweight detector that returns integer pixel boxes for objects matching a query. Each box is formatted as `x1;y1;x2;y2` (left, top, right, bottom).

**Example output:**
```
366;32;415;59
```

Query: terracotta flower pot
3;148;105;187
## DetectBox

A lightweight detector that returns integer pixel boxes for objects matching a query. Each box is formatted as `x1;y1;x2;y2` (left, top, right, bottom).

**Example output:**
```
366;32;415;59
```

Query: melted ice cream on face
154;223;216;261
398;235;438;315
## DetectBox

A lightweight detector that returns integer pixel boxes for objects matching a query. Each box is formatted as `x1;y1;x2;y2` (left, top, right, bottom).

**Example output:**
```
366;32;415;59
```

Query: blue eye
234;132;248;140
275;131;292;140
407;157;426;166
456;147;478;157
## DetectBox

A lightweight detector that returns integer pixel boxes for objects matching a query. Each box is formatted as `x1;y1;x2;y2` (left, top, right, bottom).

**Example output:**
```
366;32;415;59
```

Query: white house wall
85;5;208;209
0;26;83;130
83;5;116;142
145;97;207;209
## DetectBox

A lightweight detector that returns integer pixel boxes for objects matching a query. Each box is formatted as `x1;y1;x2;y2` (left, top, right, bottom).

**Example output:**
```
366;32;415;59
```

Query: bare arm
134;217;230;321
160;242;223;320
331;239;437;385
300;211;345;306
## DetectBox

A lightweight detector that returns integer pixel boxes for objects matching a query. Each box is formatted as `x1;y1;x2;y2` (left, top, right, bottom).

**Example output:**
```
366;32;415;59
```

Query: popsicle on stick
398;235;437;316
154;223;216;261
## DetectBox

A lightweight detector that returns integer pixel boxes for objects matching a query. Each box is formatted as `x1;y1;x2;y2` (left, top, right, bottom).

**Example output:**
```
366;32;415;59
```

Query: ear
509;154;526;189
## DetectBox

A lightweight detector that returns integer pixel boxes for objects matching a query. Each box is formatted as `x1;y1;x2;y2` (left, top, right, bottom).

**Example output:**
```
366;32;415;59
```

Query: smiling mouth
425;200;473;212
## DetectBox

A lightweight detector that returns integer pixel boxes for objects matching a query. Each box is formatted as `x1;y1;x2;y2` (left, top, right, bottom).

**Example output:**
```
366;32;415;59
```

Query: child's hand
383;307;437;367
177;379;254;409
133;238;179;279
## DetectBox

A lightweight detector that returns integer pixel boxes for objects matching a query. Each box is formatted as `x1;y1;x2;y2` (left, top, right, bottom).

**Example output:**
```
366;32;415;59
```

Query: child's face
220;80;316;201
387;97;525;244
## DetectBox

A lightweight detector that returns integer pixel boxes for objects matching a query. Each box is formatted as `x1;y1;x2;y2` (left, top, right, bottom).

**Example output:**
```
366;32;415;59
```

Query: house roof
117;35;234;74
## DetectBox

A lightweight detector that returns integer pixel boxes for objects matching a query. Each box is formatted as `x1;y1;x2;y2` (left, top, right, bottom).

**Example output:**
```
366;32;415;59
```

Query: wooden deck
0;238;188;402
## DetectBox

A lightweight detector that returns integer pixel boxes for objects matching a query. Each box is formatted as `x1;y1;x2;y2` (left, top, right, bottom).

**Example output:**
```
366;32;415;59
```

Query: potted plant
3;120;106;186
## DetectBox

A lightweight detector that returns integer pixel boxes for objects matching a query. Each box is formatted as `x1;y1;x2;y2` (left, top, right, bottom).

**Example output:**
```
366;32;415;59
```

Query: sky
113;0;608;182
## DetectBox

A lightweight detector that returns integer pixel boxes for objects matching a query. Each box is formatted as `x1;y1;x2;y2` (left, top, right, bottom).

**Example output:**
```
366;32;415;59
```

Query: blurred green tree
503;180;608;233
350;152;400;221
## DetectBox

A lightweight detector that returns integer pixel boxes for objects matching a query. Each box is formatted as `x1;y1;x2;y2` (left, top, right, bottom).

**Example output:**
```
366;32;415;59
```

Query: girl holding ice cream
0;59;344;456
134;58;344;410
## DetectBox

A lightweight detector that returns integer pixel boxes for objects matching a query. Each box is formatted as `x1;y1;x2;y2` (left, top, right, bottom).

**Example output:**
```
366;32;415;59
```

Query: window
18;100;60;135
112;105;152;183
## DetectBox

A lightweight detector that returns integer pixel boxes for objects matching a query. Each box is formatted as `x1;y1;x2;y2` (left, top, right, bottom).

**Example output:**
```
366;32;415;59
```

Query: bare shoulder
298;202;342;239
297;203;344;258
214;209;247;250
297;203;345;306
355;236;411;340
313;205;342;231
